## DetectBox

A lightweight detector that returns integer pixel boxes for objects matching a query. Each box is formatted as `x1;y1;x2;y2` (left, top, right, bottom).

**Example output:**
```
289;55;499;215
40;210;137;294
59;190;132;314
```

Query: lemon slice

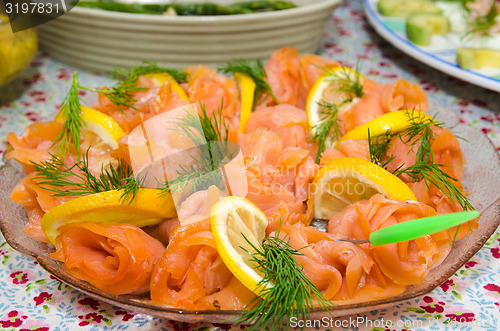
41;188;176;244
335;110;434;148
211;196;270;295
143;72;190;102
310;157;416;219
55;105;125;150
306;66;364;138
234;72;256;132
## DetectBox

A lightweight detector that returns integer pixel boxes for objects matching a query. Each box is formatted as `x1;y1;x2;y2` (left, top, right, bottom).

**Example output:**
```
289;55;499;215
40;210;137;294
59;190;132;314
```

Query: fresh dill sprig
83;62;189;111
236;226;333;330
397;112;471;210
218;59;280;105
81;81;146;111
322;65;364;98
464;0;498;37
165;164;224;196
162;103;235;195
52;73;83;160
399;110;444;164
111;61;188;84
312;100;344;162
367;128;394;169
394;163;474;211
311;65;364;162
367;110;473;213
31;150;142;204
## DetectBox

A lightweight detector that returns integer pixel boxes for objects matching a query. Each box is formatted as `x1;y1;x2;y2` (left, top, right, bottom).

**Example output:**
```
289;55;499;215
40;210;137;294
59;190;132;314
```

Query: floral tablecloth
1;0;499;330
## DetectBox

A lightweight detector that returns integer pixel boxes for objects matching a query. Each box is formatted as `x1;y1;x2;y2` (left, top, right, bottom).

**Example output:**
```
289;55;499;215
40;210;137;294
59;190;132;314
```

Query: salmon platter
1;47;500;327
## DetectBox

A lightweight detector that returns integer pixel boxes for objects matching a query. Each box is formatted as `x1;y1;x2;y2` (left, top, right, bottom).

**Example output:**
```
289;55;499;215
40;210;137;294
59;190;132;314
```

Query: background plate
363;0;500;93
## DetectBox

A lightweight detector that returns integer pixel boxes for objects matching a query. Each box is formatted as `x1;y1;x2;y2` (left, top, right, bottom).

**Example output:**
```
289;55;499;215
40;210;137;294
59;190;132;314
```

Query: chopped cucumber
457;48;500;70
377;0;442;18
406;12;451;46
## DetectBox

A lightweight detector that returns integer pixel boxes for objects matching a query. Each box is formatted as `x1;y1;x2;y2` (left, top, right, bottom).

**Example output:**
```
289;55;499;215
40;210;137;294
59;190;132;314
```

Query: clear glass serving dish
0;105;499;324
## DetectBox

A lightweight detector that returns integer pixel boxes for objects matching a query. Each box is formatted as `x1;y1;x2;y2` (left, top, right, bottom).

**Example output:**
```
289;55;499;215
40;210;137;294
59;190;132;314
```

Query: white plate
362;0;500;93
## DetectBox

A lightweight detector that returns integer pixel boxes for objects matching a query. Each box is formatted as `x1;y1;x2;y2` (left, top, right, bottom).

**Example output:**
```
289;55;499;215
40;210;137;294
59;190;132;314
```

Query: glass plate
0;105;499;323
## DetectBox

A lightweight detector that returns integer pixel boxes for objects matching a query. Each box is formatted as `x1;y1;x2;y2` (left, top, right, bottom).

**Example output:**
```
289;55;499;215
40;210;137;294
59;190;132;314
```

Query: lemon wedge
306;66;364;139
143;72;190;102
335;110;434;148
310;157;416;219
234;72;256;132
41;188;176;244
210;196;270;295
55;105;125;150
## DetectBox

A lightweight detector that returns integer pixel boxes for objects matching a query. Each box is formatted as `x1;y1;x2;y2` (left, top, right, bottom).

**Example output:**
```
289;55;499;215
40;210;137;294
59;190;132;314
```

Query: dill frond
395;111;473;211
81;82;147;111
83;62;189;111
312;100;344;162
165;165;224;195
366;110;473;213
236;225;333;330
161;103;235;195
367;128;394;169
399;110;444;164
52;73;83;160
311;65;364;163
218;59;279;105
322;64;364;98
32;150;142;204
464;0;498;37
111;61;188;84
395;163;473;211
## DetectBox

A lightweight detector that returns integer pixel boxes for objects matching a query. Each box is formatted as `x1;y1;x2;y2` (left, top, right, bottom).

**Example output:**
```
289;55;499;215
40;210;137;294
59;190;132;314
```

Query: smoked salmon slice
272;222;407;304
94;76;190;134
6;121;63;173
150;219;255;310
245;103;316;155
184;65;240;125
383;125;477;237
10;173;74;243
262;47;337;109
238;127;318;212
328;194;451;285
50;222;165;295
341;78;428;133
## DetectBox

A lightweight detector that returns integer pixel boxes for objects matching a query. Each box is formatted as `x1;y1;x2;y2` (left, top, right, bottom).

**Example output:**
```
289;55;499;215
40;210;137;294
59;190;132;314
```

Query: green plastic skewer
369;210;480;246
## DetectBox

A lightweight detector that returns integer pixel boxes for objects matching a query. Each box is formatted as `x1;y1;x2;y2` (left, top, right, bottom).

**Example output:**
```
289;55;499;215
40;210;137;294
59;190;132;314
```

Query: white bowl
37;0;342;72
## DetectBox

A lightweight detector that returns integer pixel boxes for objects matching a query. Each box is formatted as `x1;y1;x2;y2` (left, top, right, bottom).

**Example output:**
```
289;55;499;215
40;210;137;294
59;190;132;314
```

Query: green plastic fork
335;210;479;246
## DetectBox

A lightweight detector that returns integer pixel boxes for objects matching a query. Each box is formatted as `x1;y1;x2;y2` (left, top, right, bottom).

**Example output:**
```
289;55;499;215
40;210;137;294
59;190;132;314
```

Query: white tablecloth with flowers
1;0;499;330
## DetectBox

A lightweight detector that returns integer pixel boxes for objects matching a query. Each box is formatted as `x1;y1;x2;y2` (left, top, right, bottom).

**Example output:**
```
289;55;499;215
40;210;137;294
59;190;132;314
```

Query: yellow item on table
0;14;38;85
